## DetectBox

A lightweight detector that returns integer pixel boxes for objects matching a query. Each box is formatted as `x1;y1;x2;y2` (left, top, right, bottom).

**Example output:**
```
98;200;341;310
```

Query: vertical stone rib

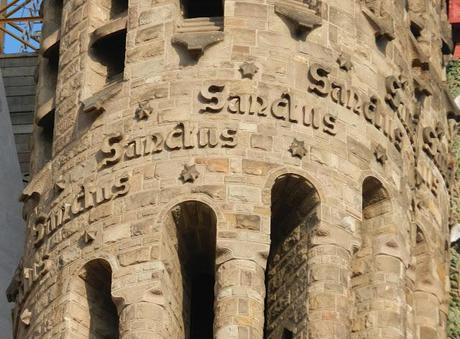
214;259;266;339
308;243;351;339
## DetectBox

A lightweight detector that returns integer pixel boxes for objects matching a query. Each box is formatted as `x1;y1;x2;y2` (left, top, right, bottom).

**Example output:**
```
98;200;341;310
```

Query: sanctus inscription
199;85;339;136
32;175;130;247
99;122;238;168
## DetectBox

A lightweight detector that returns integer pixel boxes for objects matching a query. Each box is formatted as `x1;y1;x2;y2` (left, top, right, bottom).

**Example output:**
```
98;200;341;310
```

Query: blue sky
2;0;42;54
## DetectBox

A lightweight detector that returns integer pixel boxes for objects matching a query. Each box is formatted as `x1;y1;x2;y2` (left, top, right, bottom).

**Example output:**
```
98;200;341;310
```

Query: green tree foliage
449;246;460;339
448;60;460;99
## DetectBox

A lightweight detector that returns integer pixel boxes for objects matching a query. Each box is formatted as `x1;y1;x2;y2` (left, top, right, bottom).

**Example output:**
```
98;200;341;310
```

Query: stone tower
8;0;460;338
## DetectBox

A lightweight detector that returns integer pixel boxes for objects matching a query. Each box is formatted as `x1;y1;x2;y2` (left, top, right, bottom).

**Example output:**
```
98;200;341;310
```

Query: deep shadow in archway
171;201;217;339
352;177;394;337
264;174;320;338
81;260;119;339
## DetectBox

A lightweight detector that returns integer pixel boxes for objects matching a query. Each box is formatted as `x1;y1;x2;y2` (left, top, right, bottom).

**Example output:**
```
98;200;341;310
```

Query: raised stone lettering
221;128;238;147
100;133;123;168
165;124;184;150
323;113;338;135
309;63;331;96
200;84;227;112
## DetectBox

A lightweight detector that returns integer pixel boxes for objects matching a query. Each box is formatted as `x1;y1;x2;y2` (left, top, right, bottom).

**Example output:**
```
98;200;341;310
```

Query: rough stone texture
9;0;459;338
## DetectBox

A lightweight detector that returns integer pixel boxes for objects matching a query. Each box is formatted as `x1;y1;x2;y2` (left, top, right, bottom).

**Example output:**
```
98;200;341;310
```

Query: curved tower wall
10;0;459;338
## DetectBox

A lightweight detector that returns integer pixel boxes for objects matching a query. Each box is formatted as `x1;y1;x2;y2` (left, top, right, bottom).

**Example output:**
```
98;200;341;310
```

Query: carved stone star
55;175;66;193
374;145;388;164
41;255;53;274
135;101;153;120
20;309;32;326
289;139;307;159
240;62;259;79
23;267;33;281
82;230;97;244
337;53;353;71
180;164;200;183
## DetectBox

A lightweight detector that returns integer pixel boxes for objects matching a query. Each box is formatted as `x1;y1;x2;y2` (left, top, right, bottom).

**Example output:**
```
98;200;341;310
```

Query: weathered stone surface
13;0;457;338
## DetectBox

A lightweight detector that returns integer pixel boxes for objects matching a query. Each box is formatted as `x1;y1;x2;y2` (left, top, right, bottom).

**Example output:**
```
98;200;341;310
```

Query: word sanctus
99;122;238;168
199;78;404;151
200;85;339;136
32;175;130;247
308;64;405;151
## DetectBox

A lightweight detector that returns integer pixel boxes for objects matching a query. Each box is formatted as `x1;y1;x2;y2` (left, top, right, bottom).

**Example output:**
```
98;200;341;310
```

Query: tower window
410;21;422;40
375;35;389;54
73;260;120;338
282;328;294;339
111;0;128;19
182;0;224;18
168;201;216;338
37;109;55;162
264;174;320;338
91;29;126;84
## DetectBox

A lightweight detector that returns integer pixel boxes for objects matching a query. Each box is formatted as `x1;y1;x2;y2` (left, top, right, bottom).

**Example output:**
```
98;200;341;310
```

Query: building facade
0;54;38;181
0;68;26;337
9;0;460;338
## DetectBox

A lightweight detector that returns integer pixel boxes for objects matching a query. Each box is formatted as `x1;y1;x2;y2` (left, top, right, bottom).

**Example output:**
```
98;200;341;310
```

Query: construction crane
0;0;42;54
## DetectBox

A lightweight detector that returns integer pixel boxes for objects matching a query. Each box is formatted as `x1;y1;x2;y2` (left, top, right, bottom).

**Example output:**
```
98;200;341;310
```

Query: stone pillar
414;253;446;339
372;237;408;339
118;302;168;339
214;259;266;339
307;241;352;339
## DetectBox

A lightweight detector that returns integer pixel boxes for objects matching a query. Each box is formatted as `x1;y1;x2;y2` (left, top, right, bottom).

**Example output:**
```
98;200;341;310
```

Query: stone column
118;302;168;339
214;259;266;339
372;238;408;339
307;238;352;339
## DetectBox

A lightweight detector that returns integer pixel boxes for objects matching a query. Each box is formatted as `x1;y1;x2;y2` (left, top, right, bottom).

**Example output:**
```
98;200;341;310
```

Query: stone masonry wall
8;0;459;338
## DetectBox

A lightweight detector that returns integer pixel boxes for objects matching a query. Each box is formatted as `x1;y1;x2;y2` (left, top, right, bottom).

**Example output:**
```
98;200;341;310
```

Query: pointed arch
264;173;320;338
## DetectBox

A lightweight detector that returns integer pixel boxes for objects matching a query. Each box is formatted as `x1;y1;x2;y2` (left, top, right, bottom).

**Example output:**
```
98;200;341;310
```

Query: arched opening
91;29;126;84
181;0;224;18
68;260;119;338
353;177;404;336
362;176;390;218
264;174;320;338
164;201;217;339
110;0;128;19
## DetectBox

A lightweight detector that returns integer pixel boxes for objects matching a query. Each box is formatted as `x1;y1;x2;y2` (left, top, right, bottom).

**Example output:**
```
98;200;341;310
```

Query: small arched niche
163;201;217;339
68;259;119;338
264;174;320;338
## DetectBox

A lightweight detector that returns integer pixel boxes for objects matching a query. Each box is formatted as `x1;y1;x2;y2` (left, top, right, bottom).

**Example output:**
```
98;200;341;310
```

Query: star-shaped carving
337;53;353;71
55;175;66;193
374;145;388;164
180;164;200;183
41;255;53;274
289;139;307;159
240;62;259;79
82;230;97;244
23;267;33;280
20;309;32;326
135;101;153;120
